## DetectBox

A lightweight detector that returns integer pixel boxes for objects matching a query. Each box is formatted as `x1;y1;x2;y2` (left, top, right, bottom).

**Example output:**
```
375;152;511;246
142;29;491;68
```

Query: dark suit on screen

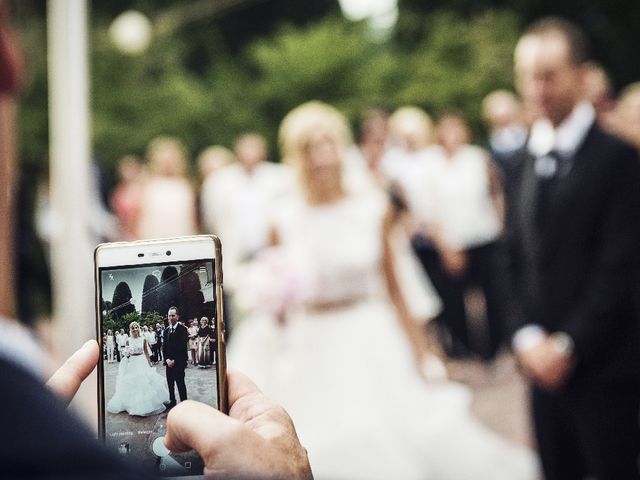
163;322;189;404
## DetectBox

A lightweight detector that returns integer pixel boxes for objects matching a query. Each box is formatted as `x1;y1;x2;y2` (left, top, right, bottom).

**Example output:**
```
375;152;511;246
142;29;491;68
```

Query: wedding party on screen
99;260;218;474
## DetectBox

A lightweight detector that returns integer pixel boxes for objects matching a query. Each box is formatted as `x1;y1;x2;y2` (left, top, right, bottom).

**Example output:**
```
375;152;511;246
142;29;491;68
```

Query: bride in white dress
107;321;169;417
229;101;540;480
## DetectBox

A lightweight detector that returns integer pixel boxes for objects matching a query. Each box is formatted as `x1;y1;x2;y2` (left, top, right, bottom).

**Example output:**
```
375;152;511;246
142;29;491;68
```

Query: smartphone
95;235;227;477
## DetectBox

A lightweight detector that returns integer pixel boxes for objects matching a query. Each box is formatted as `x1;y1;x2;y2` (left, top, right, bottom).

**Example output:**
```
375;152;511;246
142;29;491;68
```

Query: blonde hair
146;136;189;176
388;106;433;150
129;321;141;335
279;101;352;168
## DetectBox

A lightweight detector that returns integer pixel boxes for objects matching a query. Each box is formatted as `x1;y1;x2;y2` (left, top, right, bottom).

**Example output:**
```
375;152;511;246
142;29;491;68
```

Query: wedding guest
412;113;505;360
110;154;144;240
187;319;199;366
136;137;198;239
195;145;236;231
342;107;390;193
613;81;640;150
499;17;640;480
380;106;435;213
142;325;157;363
154;322;164;362
197;317;213;367
200;132;293;309
196;145;235;183
482;90;528;175
116;328;128;362
582;61;616;130
106;329;115;363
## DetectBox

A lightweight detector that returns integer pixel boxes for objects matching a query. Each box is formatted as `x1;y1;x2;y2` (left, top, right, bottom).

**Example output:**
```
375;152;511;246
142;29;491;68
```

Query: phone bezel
94;235;228;460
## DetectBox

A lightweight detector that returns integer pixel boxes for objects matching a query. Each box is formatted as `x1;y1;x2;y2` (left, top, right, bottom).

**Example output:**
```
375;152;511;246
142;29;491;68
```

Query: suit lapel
538;123;600;260
517;151;541;263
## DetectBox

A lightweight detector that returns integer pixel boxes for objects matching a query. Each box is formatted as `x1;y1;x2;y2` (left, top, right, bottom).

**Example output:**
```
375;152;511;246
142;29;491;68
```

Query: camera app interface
99;259;219;476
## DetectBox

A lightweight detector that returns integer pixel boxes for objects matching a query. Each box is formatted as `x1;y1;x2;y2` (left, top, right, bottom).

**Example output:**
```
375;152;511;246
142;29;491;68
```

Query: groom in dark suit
163;306;188;408
499;17;640;480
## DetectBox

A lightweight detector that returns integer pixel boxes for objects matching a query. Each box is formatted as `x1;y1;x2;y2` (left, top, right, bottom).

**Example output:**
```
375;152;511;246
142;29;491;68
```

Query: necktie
534;150;561;231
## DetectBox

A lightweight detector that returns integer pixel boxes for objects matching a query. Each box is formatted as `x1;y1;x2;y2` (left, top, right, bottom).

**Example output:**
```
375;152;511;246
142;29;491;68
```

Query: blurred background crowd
1;0;640;478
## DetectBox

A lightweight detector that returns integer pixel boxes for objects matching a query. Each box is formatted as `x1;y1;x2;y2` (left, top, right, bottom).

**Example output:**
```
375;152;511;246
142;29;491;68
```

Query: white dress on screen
107;336;169;417
229;190;539;480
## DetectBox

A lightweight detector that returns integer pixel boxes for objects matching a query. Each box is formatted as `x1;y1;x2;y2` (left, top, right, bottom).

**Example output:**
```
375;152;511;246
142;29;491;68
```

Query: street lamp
338;0;398;32
109;10;153;55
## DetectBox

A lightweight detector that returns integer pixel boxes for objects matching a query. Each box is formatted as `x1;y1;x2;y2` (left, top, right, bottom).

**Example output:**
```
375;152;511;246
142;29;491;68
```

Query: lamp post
48;0;95;421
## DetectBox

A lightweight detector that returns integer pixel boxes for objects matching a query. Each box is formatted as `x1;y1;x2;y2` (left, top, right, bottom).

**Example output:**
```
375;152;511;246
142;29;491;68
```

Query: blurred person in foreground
229;101;539;480
612;81;640;151
136;137;198;239
499;17;640;480
412;113;505;360
0;314;312;479
200;133;293;294
482;89;528;176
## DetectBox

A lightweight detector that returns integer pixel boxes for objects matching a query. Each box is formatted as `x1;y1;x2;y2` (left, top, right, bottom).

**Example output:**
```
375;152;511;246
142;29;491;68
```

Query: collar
528;101;596;158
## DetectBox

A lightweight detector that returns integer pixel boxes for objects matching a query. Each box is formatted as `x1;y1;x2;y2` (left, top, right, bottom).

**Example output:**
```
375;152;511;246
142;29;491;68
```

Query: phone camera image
99;259;219;477
166;250;172;256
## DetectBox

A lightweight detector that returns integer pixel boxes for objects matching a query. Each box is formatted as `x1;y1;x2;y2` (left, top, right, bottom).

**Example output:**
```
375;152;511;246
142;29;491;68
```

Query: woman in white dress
106;329;115;363
188;320;199;366
230;101;539;480
107;321;169;417
136;137;198;240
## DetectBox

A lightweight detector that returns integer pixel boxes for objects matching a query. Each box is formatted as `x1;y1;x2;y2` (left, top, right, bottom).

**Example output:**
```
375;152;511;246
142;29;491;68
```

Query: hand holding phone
95;235;227;477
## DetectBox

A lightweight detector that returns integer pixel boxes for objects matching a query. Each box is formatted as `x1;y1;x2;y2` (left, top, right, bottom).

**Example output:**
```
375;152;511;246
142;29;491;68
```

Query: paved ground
459;289;536;449
449;352;535;448
103;360;219;475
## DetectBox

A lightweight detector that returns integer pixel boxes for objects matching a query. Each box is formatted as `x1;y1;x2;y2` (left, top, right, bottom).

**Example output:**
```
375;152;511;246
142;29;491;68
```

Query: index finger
46;340;100;405
226;368;263;406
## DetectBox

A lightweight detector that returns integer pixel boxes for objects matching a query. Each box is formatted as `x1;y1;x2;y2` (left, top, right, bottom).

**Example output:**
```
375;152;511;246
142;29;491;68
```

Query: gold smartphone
95;235;227;477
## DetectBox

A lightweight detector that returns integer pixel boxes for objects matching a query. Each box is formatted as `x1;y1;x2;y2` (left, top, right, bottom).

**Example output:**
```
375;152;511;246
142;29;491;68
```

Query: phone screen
98;258;219;476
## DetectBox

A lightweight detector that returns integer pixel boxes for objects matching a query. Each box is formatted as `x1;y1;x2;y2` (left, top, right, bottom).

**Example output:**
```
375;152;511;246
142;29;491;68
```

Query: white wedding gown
107;336;169;417
229;190;539;480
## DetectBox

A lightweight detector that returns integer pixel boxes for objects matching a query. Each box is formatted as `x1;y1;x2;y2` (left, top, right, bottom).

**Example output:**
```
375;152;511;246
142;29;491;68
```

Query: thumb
164;400;244;456
47;340;100;405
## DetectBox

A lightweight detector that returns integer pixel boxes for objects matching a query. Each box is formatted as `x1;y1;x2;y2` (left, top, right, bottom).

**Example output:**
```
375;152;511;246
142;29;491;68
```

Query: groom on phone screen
163;306;188;409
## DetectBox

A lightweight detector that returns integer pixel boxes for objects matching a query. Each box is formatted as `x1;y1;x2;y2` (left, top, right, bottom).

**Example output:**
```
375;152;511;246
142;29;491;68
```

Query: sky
100;261;214;314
